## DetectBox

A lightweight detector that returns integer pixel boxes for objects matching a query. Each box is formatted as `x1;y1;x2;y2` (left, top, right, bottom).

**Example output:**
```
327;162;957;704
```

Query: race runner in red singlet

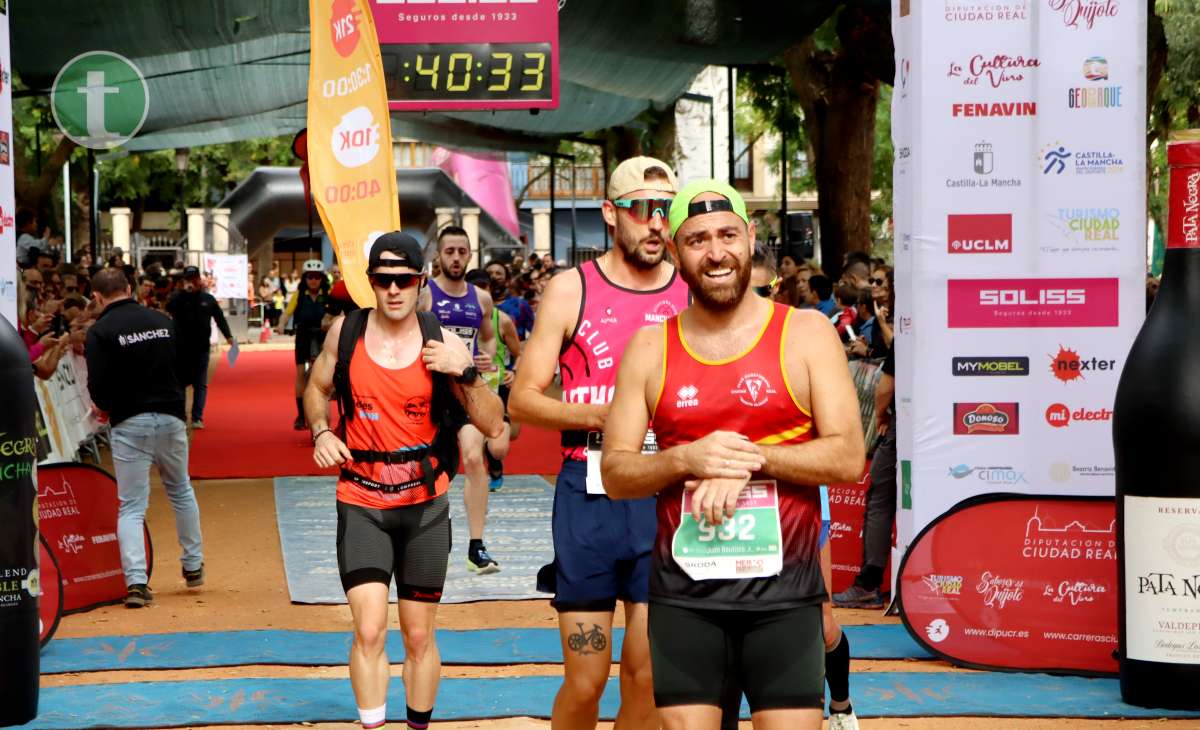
601;180;865;730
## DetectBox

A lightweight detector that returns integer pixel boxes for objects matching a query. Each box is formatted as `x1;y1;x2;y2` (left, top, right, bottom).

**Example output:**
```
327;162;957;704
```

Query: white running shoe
829;710;860;730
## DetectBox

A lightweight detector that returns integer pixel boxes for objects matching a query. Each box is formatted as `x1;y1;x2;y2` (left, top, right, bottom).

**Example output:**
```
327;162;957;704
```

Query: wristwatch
455;365;480;384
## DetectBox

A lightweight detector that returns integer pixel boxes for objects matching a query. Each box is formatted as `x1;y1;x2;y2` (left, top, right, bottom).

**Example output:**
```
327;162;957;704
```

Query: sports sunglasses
753;276;781;298
368;272;422;290
611;198;673;223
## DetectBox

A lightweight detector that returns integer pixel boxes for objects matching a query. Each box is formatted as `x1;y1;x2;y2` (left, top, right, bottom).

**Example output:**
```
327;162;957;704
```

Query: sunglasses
612;198;673;223
753;276;781;298
368;272;422;290
869;277;887;286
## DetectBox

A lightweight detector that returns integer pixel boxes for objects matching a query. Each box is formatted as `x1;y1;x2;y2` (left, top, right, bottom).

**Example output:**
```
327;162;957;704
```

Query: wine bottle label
1124;495;1200;663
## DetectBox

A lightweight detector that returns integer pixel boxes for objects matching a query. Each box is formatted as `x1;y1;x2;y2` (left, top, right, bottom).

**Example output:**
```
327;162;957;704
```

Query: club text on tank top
558;259;691;461
428;279;483;352
650;302;825;610
337;337;450;509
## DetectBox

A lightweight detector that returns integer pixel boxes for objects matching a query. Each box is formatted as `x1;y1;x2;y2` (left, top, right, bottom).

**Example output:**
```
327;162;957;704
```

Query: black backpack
333;308;466;495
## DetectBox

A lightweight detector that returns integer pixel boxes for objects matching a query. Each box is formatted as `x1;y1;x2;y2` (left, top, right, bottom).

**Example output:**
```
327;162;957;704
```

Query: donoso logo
954;402;1020;435
948;214;1013;253
947;277;1118;328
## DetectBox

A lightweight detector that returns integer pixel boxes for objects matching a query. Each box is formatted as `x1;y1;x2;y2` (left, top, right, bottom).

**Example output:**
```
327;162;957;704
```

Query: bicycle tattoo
567;623;608;654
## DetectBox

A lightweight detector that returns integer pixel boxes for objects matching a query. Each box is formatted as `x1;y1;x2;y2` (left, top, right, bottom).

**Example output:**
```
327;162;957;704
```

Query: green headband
668;179;750;238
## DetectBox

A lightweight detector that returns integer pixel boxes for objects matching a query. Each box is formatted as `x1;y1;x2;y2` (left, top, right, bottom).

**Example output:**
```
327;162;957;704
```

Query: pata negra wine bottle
1113;139;1200;709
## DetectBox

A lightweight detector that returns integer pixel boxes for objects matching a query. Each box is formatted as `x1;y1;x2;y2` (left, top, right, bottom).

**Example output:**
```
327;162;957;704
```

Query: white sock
358;704;386;728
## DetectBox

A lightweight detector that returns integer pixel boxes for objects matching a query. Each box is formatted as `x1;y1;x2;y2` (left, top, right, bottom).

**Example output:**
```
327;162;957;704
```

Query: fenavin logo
948;214;1012;253
953;356;1030;376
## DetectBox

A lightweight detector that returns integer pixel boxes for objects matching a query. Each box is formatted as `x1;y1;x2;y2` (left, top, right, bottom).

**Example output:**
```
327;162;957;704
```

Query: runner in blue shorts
510;157;689;729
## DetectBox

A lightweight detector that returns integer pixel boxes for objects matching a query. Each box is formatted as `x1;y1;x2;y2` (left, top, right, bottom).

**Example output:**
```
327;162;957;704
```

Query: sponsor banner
946;278;1119;328
308;0;401;308
947;214;1012;254
37;463;152;612
202;254;249;300
899;494;1117;675
39;534;63;646
952;356;1030;376
826;461;894;595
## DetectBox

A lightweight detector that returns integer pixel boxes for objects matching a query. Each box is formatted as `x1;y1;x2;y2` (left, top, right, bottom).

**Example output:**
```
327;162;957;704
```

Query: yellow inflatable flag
307;0;400;307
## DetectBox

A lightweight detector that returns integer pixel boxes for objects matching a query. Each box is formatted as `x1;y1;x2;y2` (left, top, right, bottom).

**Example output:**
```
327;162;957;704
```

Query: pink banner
432;147;520;238
947;277;1120;328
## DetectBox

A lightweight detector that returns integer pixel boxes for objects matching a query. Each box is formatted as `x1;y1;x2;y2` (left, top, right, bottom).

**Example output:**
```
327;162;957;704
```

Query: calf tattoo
567;623;608;655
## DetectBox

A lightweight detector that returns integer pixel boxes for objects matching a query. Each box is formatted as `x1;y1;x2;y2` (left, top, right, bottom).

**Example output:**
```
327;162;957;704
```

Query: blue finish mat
24;673;1200;728
274;475;554;603
41;624;929;673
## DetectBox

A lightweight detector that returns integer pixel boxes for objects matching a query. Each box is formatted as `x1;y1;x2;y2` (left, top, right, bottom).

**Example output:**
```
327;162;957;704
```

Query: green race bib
672;480;783;581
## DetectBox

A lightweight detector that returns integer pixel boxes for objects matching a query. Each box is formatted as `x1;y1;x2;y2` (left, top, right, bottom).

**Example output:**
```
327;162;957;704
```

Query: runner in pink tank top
509;157;688;729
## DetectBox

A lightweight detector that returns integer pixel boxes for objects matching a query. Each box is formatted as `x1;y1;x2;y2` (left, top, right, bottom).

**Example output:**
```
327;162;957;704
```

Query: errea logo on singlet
676;385;699;409
732;373;776;407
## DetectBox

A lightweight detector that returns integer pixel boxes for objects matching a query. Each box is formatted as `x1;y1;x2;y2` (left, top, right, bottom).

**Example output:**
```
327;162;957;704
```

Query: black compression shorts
295;327;325;364
647;601;825;712
336;495;451;601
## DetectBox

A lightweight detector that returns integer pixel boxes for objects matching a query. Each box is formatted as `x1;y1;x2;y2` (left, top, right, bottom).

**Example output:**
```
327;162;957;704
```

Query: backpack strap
334;308;371;434
417;310;453;497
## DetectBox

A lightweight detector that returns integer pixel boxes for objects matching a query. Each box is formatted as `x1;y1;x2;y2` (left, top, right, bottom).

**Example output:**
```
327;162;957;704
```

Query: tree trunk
781;4;892;277
13;134;77;221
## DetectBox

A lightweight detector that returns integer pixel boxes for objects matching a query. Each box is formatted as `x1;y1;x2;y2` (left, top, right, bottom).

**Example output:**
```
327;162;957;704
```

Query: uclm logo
953;402;1020;435
947;278;1118;328
948;214;1012;253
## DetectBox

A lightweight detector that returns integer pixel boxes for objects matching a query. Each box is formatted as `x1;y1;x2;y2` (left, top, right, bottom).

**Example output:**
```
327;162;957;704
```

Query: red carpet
190;349;564;479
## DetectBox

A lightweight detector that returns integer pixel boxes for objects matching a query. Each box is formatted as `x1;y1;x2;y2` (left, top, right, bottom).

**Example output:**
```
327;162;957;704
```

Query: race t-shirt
428;279;483;352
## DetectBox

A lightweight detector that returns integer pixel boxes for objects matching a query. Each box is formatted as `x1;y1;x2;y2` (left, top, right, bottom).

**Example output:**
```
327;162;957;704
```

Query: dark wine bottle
0;314;39;726
1113;139;1200;709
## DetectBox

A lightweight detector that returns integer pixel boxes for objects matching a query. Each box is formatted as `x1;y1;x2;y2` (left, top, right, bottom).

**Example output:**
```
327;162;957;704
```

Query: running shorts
539;459;656;612
295;327;325;364
336;495;451;601
818;485;831;550
648;601;825;712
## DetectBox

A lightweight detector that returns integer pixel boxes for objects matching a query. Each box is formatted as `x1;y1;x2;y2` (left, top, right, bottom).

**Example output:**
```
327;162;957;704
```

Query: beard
441;261;465;281
680;254;751;311
615;224;668;271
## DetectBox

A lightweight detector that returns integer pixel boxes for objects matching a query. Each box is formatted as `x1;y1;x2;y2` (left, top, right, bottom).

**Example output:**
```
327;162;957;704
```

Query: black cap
368;231;425;272
183;265;201;278
464;268;491;288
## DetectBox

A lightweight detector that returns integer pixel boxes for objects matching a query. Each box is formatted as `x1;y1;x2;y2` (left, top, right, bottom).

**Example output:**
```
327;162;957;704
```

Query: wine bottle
1112;139;1200;709
0;315;40;726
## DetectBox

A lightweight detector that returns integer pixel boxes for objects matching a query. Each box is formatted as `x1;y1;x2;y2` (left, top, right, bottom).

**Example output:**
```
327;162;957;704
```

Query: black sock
295;397;304;419
825;631;851;706
406;706;432;729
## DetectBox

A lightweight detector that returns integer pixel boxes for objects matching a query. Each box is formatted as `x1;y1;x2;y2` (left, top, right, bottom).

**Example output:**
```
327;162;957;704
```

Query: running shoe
125;584;154;608
832;584;884;609
191;420;205;430
488;476;504;492
183;564;205;588
467;547;501;575
293;415;306;431
828;709;860;730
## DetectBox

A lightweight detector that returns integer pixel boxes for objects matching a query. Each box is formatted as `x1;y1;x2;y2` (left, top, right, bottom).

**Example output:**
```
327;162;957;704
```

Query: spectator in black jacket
84;268;205;608
166;265;233;429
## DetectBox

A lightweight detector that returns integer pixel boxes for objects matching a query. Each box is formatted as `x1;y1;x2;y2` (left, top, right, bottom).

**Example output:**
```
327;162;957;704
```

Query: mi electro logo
953;356;1030;376
948;214;1012;253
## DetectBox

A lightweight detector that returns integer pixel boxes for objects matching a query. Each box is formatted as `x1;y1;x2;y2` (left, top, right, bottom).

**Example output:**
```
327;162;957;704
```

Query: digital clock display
381;43;553;106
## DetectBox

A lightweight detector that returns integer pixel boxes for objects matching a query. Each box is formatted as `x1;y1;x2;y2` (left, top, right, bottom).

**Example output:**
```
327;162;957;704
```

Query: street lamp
175;147;190;240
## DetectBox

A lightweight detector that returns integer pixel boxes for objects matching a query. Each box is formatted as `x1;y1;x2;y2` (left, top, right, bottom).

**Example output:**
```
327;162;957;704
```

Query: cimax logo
948;214;1012;253
947;278;1119;328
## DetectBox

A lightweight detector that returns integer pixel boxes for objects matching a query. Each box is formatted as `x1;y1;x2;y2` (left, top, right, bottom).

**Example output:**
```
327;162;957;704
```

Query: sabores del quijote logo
1047;0;1119;30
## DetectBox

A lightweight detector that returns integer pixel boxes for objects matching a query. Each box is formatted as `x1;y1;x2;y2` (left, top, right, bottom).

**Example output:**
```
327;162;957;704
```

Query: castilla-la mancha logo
731;373;776;408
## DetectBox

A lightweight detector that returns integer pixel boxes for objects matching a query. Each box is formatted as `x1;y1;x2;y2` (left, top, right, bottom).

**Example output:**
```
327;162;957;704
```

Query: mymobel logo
952;356;1030;376
947;213;1012;253
51;51;149;149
